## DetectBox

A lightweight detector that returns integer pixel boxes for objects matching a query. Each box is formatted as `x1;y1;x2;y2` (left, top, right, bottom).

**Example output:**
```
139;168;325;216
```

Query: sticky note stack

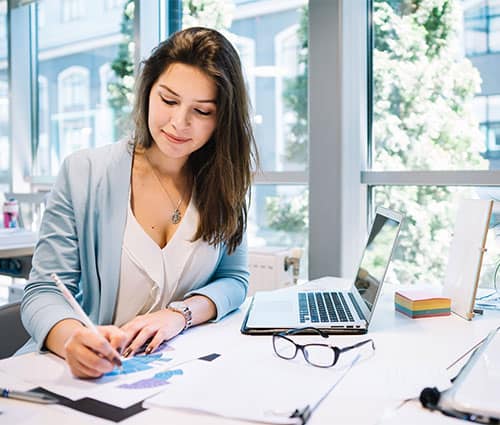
395;288;451;319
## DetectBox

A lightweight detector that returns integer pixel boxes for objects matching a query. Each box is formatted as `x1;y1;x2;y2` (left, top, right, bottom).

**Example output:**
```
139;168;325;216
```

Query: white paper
377;400;460;425
0;370;46;425
145;338;368;424
368;354;452;399
443;199;492;320
0;339;211;408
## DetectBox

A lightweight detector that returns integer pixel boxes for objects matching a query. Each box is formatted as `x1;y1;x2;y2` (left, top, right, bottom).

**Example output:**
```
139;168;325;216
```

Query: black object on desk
32;387;146;422
0;256;32;279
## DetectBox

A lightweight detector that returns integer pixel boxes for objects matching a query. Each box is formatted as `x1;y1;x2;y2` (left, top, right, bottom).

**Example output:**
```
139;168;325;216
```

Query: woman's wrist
45;318;84;358
167;301;192;330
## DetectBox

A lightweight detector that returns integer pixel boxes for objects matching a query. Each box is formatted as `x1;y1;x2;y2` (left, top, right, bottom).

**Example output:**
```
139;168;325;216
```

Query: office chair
0;301;30;359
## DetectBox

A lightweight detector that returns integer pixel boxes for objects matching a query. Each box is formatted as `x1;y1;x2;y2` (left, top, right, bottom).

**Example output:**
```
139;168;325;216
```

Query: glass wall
33;0;127;176
0;0;8;192
181;0;309;276
370;0;500;287
464;0;500;55
373;185;500;289
5;0;310;279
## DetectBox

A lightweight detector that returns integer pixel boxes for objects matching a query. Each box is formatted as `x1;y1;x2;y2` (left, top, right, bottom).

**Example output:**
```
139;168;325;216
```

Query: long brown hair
132;27;258;254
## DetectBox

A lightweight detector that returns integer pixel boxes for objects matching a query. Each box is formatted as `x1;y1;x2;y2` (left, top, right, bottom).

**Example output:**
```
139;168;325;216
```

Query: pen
50;273;123;369
1;388;58;404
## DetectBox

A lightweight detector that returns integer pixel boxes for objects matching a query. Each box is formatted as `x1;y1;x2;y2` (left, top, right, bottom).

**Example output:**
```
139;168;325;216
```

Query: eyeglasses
272;327;375;368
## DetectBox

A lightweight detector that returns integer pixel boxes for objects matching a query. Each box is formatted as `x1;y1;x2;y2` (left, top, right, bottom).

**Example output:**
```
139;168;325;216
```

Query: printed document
144;339;371;424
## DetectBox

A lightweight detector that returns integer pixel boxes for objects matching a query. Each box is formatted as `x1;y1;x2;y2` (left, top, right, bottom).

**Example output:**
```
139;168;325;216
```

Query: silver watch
167;301;192;330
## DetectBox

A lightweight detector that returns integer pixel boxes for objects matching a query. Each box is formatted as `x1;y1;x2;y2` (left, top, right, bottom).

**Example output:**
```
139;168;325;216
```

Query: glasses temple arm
338;339;375;354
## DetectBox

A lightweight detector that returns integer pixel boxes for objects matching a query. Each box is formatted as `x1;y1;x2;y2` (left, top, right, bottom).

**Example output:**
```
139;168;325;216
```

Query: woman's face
148;62;217;161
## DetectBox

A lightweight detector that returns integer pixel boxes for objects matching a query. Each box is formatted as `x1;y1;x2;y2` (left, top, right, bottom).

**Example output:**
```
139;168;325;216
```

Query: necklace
145;153;185;225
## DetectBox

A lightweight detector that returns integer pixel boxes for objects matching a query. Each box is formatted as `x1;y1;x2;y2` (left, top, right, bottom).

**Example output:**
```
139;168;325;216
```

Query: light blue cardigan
19;140;249;353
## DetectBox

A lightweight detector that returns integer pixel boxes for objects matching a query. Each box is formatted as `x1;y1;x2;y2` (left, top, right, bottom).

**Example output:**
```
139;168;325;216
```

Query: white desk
1;281;499;425
0;228;37;259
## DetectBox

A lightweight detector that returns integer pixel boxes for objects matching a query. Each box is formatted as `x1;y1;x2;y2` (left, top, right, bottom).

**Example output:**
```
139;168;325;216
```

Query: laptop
241;206;403;334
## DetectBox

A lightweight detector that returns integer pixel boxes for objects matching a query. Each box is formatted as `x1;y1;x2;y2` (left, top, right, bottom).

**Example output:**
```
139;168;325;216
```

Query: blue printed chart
83;346;187;407
93;351;222;407
118;369;184;389
114;352;221;390
105;354;172;377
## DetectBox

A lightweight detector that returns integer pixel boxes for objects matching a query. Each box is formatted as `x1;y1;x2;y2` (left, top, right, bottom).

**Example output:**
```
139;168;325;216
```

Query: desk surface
1;280;499;425
0;228;37;258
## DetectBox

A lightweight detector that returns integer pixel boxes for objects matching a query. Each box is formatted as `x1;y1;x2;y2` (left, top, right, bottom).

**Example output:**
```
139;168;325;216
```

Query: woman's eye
195;109;211;116
161;97;176;105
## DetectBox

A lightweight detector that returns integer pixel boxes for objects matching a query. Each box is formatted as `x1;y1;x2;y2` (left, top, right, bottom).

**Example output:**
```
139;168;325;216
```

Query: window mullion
362;170;500;187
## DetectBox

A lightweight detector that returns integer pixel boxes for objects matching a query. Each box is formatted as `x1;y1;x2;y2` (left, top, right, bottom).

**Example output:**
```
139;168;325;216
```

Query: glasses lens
273;335;297;359
303;344;336;367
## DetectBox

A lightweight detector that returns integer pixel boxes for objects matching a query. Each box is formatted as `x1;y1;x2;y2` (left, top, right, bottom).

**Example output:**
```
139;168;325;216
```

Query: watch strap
167;302;192;330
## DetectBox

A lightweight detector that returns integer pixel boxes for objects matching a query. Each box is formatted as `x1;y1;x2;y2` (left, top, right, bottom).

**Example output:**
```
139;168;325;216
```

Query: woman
20;27;258;378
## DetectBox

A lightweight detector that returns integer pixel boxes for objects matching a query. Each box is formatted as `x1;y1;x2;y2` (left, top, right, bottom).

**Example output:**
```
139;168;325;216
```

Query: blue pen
1;388;58;404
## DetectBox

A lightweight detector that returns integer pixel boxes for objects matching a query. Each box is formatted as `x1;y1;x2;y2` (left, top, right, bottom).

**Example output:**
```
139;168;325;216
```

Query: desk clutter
0;329;371;424
395;288;451;319
2;289;500;425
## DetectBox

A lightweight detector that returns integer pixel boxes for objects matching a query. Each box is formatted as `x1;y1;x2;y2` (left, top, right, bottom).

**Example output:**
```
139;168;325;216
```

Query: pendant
171;209;181;224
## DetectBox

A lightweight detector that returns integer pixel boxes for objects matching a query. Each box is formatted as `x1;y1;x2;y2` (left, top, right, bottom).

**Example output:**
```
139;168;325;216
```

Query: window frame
464;0;500;56
7;0;374;281
364;0;500;281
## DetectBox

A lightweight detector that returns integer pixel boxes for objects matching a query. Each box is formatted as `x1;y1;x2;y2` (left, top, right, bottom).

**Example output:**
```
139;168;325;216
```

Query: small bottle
3;198;19;228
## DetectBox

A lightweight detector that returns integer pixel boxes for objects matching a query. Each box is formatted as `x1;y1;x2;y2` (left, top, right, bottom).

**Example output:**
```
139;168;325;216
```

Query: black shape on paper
198;353;221;362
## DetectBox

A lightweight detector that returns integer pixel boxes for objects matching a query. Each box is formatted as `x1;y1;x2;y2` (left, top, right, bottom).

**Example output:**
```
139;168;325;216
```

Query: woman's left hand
120;309;186;357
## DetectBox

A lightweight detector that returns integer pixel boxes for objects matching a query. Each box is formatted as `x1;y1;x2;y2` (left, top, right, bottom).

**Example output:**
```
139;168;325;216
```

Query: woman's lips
163;131;191;144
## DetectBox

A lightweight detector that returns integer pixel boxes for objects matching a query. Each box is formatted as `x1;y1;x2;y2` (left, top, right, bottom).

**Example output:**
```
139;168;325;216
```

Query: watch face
169;301;186;310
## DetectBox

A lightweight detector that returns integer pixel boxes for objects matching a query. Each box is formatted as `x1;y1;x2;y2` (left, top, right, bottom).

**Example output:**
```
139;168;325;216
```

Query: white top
113;197;221;327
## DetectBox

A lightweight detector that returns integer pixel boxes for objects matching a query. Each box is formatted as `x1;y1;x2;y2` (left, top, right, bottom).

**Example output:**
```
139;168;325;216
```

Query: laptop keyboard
298;292;355;323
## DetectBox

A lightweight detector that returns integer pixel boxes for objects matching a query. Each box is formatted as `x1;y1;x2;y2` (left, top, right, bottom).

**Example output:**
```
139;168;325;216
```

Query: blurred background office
1;0;500;306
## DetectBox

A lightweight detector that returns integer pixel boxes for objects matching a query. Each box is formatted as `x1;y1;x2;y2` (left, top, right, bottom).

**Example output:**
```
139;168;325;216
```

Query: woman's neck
143;145;188;181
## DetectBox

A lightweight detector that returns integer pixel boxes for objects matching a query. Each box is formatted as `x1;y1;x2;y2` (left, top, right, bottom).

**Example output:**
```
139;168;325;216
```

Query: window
182;0;309;278
464;0;500;55
33;0;127;177
474;95;500;155
230;34;255;110
38;2;46;28
58;66;89;112
61;0;85;22
464;1;488;54
0;0;8;192
369;0;500;288
97;63;115;148
57;66;91;159
275;24;305;172
105;0;124;10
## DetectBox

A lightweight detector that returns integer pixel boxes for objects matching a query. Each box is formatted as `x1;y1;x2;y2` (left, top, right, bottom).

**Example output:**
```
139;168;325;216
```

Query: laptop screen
354;209;402;313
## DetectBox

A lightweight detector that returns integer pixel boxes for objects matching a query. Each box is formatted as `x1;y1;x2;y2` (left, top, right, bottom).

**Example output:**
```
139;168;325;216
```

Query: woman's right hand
63;325;127;378
46;319;127;378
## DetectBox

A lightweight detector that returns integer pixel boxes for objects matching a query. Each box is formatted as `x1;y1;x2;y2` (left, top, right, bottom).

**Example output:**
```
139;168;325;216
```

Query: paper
0;340;210;408
378;400;460;425
0;370;45;425
443;199;492;320
145;337;371;424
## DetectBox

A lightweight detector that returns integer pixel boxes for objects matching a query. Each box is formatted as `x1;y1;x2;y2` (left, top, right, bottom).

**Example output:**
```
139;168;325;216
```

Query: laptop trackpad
247;295;297;327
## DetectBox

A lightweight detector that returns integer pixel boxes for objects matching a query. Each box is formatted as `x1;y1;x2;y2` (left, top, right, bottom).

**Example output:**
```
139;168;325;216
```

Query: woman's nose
172;107;190;130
